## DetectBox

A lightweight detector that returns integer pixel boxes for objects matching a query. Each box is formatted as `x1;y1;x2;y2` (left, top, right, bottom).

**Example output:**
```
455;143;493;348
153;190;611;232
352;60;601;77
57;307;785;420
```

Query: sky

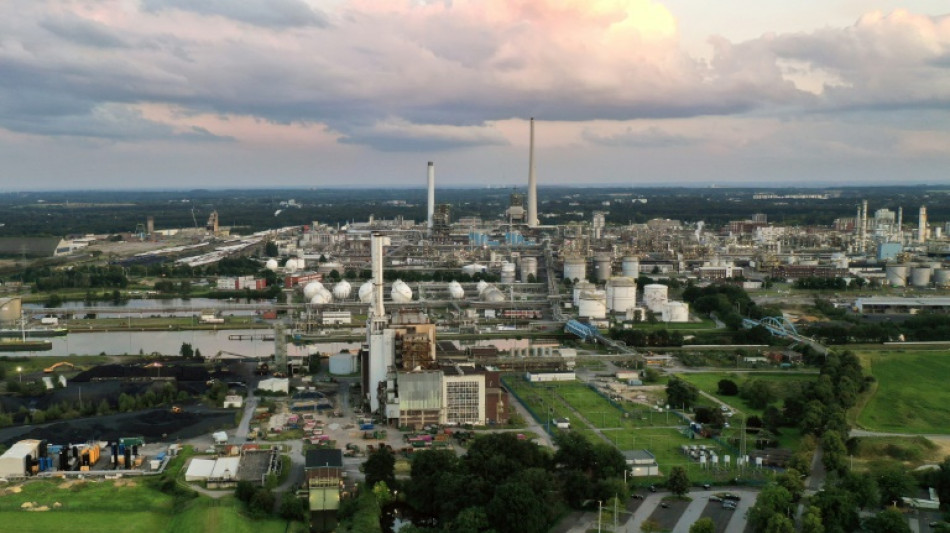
1;0;949;190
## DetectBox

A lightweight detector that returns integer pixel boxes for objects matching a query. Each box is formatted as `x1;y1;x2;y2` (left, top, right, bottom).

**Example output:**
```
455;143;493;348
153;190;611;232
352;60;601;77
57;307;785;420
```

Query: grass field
0;447;305;533
855;349;950;434
677;371;817;417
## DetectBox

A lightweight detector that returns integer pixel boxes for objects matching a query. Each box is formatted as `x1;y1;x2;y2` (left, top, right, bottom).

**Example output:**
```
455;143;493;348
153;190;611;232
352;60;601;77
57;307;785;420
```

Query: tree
811;487;859;533
248;488;275;517
666;377;698;409
776;468;805;502
865;508;911;533
486;481;550;533
740;379;777;409
689;517;716;533
872;463;914;507
364;446;396;490
667;466;690;496
694;407;725;427
765;514;795;533
801;506;825;533
641;518;662;533
748;484;792;533
839;472;879;509
264;241;278;257
279;494;307;520
179;342;194;358
451;507;491;533
717;379;739;396
821;431;848;476
642;367;661;383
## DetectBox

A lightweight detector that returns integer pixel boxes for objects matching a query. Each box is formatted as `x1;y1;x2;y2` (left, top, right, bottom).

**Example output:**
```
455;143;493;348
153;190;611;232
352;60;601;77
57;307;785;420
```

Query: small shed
0;439;40;477
223;395;244;408
623;450;659;477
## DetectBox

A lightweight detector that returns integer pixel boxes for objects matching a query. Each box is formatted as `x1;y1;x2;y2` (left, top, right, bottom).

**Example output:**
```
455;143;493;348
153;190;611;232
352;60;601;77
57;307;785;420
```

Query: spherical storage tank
481;286;506;303
448;281;465;299
476;280;489;295
0;297;21;324
332;280;352;300
358;281;375;303
310;288;333;305
578;290;607;320
885;265;908;287
520;257;538;282
911;266;932;288
573;280;596;307
662;302;690;323
284;258;300;273
934;268;950;288
329;351;357;375
594;253;612;282
391;280;413;303
563;258;587;282
302;281;324;301
643;284;669;312
606;277;637;313
265;259;279;271
500;262;516;284
621;256;640;278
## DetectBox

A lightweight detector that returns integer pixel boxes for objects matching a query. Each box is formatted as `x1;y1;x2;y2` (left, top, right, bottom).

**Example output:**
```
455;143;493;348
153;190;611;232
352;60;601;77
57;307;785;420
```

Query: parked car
723;501;737;510
660;502;669;508
710;496;722;502
723;493;741;501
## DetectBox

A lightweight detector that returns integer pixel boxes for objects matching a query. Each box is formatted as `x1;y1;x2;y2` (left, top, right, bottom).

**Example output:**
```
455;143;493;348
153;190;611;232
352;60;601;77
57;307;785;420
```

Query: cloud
39;14;128;48
339;118;509;151
582;126;696;147
141;0;328;28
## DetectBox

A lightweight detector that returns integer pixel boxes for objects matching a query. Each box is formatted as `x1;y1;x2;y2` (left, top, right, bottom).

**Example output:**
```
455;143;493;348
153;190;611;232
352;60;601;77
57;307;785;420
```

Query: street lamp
597;500;603;533
17;366;22;383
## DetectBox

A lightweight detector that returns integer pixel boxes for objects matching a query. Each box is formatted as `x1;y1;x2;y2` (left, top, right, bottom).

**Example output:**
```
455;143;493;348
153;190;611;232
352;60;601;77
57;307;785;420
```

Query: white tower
919;206;928;243
527;118;538;228
366;232;394;413
427;162;435;235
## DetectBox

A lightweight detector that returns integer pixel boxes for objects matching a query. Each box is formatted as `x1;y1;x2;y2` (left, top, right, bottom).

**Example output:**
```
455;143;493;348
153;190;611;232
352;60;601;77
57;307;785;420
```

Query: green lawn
855;349;950;434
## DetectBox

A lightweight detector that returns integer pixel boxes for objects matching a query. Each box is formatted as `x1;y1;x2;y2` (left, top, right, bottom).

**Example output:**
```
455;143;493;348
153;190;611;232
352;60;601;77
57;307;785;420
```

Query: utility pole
597;500;602;533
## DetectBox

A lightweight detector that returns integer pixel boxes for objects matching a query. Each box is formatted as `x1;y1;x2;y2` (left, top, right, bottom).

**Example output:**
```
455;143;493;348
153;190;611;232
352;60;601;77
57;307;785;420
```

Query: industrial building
306;449;344;533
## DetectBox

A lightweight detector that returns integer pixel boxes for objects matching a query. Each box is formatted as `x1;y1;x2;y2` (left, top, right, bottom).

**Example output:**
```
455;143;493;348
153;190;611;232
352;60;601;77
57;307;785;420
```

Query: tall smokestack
527;117;538;228
897;207;903;240
370;232;389;320
919;206;928;243
860;200;868;251
427;162;435;235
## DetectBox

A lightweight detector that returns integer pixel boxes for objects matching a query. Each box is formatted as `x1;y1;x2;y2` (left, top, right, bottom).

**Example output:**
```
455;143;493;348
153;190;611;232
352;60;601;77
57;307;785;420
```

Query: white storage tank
284;258;300;273
310;288;333;305
885;265;908;287
329;352;358;375
563;257;587;282
911;266;932;288
594;253;612;282
520;257;538;282
265;259;279;271
606;277;637;313
302;281;324;301
573;280;596;307
578;290;607;319
391;280;413;303
662;301;690;323
500;262;516;284
0;297;22;325
934;268;950;288
482;286;506;303
643;284;669;311
448;281;465;299
358;281;375;303
621;256;640;278
332;280;352;300
476;280;489;295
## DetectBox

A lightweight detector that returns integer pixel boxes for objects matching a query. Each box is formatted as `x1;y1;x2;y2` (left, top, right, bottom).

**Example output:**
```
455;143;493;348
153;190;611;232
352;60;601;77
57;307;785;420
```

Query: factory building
306;449;344;533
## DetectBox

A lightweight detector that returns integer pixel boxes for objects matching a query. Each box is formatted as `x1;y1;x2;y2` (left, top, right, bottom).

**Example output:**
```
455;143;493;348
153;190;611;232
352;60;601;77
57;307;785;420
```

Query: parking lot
625;489;759;533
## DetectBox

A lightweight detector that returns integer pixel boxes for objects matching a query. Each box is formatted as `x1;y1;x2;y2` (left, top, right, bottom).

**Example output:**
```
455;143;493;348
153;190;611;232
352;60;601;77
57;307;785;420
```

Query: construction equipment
44;361;76;373
171;406;182;414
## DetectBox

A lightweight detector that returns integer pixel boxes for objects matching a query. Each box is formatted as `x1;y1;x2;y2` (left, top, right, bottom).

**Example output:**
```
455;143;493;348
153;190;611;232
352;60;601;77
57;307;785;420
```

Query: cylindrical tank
520;257;538;282
391;280;413;303
573;280;595;307
578;290;607;319
310;288;332;305
563;257;587;282
831;253;849;269
594;253;612;282
662;302;690;323
500;262;516;284
911;266;932;288
332;280;352;300
482;286;506;303
606;277;637;313
302;281;324;301
358;281;375;303
885;265;908;287
329;352;357;375
448;281;465;299
621;256;640;278
643;284;669;311
0;297;22;325
934;268;950;288
476;280;489;295
265;259;279;271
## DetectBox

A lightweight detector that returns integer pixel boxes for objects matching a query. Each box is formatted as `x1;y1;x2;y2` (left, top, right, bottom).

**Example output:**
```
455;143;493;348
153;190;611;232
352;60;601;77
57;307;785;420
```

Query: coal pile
71;363;211;383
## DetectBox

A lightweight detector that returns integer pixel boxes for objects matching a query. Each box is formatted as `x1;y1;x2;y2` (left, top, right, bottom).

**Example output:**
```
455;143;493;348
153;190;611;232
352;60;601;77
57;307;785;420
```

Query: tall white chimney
860;200;868;251
527;117;538;228
370;232;389;321
427;162;435;235
919;206;928;243
897;206;903;241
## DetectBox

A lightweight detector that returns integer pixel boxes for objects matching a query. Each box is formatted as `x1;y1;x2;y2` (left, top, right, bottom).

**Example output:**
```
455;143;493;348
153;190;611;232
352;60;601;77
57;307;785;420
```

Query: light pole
17;366;22;383
597;500;602;533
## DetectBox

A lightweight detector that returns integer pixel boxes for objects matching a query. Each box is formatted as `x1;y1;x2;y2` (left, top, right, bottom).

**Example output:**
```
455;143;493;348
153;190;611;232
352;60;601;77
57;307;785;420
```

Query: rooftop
305;449;343;469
